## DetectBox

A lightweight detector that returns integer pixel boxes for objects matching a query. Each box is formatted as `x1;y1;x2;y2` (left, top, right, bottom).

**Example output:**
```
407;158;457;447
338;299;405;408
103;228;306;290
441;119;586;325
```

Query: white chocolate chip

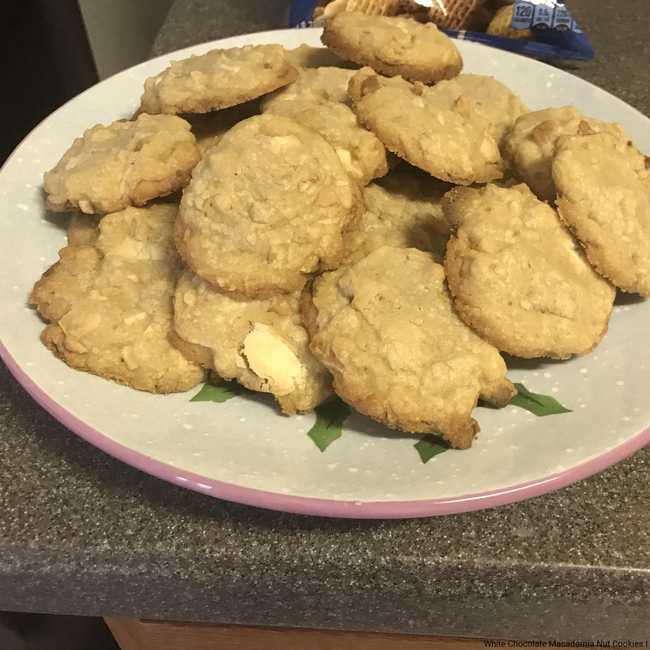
242;323;306;396
124;312;147;326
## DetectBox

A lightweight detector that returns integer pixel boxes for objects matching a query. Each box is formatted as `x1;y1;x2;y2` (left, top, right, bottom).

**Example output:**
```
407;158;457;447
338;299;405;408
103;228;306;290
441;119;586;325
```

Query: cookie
444;184;615;359
263;66;356;108
262;68;388;185
43;114;200;214
184;98;261;154
303;246;515;449
503;106;627;201
322;13;463;84
67;214;101;247
266;98;387;185
347;65;407;103
553;132;650;297
440;74;528;145
343;166;451;263
351;71;525;145
140;45;298;115
176;114;360;297
173;271;332;414
350;68;504;184
30;204;206;393
285;44;354;69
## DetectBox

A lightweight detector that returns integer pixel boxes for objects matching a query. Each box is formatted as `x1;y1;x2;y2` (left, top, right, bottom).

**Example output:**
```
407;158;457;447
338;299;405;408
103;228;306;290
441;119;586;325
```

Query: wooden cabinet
106;618;488;650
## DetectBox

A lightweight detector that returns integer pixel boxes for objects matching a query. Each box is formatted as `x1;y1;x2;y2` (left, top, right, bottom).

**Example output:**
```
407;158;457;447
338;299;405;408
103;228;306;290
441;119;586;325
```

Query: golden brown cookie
322;13;463;84
350;68;504;184
553;132;650;297
30;204;206;393
442;74;528;145
285;44;354;69
343;166;451;263
349;69;526;145
503;106;627;201
263;66;356;107
176;114;360;298
265;97;387;184
304;246;515;449
173;271;332;414
43;114;200;214
67;214;101;247
183;98;262;154
444;184;615;359
262;68;387;185
140;45;298;115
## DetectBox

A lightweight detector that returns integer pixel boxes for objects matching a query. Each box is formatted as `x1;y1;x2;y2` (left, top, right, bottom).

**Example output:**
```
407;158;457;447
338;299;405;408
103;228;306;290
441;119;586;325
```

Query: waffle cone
323;0;424;18
428;0;491;30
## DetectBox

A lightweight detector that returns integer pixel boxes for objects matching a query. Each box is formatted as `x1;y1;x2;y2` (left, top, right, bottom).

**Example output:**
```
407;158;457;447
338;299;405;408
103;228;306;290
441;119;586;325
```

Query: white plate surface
1;29;648;518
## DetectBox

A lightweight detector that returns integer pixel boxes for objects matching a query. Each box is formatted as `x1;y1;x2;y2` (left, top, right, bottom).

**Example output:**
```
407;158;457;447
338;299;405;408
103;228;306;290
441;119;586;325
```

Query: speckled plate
1;29;649;518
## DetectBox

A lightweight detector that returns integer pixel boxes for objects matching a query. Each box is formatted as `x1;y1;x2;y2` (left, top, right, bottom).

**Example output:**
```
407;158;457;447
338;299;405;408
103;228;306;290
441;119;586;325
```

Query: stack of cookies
33;15;648;450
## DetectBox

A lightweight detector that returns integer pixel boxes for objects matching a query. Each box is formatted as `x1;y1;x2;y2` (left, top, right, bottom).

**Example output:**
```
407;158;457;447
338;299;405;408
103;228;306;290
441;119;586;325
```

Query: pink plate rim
2;341;649;518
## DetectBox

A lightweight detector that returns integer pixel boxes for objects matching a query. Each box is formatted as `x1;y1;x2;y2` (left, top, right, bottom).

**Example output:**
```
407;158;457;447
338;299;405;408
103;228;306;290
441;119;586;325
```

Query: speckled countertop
1;0;649;640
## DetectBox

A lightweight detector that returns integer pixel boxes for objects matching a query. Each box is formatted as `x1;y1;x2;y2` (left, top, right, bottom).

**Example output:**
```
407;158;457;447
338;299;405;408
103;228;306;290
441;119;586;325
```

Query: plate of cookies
1;17;649;518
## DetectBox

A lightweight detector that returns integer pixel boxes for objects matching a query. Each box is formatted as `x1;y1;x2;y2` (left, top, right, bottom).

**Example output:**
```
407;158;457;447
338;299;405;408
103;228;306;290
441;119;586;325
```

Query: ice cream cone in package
321;0;425;18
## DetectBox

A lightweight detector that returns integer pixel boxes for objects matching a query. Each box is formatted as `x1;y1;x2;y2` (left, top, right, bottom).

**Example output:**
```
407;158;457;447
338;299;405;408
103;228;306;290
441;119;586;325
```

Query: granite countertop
2;0;649;640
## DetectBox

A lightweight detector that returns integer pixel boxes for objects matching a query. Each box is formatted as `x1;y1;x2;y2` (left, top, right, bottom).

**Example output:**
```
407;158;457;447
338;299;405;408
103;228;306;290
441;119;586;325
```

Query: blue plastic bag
288;0;594;61
290;0;319;28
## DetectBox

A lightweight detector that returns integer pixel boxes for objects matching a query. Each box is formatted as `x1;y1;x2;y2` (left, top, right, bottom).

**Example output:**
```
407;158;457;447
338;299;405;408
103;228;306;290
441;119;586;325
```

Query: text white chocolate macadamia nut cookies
322;13;463;84
303;246;515;449
553;132;650;297
43;114;200;214
444;184;615;359
140;45;298;115
173;271;332;414
30;204;206;393
176;114;360;297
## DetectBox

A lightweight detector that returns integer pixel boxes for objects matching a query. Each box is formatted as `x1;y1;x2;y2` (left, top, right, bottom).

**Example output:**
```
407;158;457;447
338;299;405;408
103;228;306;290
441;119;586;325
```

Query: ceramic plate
1;29;649;518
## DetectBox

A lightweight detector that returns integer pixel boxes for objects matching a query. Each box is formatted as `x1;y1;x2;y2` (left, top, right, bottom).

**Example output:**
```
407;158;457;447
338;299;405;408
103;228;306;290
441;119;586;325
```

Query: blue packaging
289;0;594;61
290;0;318;28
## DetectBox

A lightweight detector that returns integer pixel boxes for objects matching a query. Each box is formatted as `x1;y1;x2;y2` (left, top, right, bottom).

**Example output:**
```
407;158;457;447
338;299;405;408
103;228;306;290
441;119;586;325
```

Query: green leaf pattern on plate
509;382;572;416
190;378;241;403
414;435;449;464
190;377;572;460
307;398;352;452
